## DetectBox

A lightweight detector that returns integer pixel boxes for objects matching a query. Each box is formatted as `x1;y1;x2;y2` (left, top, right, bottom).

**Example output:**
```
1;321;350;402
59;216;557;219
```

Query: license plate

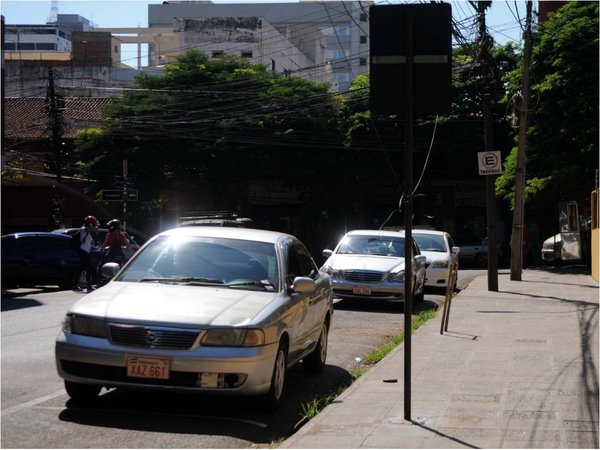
126;355;171;380
353;286;371;295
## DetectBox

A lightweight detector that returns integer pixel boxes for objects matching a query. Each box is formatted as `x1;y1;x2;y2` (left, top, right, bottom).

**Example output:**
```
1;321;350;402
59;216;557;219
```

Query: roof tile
4;97;113;139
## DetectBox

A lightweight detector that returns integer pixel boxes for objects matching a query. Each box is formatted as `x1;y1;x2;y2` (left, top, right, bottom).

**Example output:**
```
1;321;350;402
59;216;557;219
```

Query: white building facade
148;1;372;92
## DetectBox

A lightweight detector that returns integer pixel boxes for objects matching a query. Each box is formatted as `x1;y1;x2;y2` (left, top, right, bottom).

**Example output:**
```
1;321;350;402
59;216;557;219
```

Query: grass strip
297;308;437;424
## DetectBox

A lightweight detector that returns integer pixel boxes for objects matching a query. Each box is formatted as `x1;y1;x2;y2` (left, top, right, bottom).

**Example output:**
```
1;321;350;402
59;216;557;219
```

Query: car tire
64;381;101;402
303;320;329;373
261;340;287;412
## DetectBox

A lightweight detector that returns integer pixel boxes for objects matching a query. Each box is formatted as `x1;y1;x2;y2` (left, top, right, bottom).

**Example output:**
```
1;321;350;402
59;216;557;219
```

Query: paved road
1;276;466;448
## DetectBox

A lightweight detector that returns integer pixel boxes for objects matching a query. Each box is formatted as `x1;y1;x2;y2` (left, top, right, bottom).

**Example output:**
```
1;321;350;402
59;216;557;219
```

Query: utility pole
46;67;66;227
46;67;65;184
473;0;499;291
510;1;533;281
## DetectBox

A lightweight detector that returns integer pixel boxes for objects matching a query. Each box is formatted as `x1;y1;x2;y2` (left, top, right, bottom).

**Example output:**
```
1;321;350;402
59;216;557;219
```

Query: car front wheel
262;341;287;411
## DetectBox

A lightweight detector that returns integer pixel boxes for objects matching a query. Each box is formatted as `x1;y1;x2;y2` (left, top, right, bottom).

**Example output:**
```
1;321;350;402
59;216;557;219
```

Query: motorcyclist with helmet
100;219;128;267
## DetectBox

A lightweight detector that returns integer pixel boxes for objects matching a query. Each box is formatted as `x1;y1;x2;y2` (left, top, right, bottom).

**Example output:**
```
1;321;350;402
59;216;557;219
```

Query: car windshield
337;236;405;257
116;235;279;291
413;234;448;252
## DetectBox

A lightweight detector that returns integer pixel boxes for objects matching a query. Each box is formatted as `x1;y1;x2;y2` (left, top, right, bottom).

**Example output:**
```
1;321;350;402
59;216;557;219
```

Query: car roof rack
177;211;253;228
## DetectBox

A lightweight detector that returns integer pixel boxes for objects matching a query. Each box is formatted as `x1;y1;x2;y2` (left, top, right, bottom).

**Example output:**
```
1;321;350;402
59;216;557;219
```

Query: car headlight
388;271;405;283
429;260;449;269
201;328;265;347
62;315;107;338
321;265;341;278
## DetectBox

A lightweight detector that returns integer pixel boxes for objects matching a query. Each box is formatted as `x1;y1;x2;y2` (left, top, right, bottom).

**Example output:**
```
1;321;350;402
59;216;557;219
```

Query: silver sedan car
321;230;427;304
55;227;333;410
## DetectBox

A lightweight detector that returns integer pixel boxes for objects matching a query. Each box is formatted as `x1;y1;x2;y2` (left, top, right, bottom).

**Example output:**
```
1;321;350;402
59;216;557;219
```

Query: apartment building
148;1;372;92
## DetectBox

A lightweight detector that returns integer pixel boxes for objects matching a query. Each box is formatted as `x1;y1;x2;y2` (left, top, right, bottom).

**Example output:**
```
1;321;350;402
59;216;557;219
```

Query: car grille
109;324;200;350
343;270;384;282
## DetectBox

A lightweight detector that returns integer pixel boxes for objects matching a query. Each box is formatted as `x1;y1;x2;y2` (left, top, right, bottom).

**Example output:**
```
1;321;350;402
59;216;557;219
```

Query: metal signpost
370;3;451;421
100;160;137;231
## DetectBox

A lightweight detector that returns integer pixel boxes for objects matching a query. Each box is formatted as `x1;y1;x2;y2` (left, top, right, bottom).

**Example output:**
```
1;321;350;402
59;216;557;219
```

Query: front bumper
423;267;449;288
330;278;406;301
55;331;278;396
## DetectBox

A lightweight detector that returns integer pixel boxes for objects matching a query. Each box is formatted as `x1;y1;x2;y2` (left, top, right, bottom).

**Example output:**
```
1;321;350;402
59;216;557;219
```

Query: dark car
52;227;109;243
453;235;488;267
1;232;79;290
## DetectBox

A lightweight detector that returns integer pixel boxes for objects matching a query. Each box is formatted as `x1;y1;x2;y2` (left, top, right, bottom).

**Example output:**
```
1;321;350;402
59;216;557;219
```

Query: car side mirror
452;246;460;255
415;255;427;264
290;276;316;296
322;249;333;258
101;262;120;281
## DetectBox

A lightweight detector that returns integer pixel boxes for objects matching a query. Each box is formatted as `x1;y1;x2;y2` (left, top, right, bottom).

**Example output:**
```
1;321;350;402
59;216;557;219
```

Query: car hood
68;282;277;327
324;254;405;272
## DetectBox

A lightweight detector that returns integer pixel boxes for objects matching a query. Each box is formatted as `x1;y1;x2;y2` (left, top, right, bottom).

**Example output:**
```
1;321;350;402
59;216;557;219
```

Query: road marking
1;390;66;416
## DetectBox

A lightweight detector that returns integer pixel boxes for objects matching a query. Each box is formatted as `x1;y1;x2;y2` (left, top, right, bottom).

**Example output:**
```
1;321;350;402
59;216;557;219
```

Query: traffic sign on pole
102;189;138;201
478;151;502;175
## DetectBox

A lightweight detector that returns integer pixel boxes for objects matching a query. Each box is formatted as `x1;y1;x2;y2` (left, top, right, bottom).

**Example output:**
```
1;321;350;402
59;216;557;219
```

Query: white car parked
411;229;459;291
321;229;427;304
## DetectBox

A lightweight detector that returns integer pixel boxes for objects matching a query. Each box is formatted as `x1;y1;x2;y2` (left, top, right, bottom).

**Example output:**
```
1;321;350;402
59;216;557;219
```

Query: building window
114;45;119;53
332;72;350;83
5;43;16;50
335;26;349;37
17;43;35;50
359;57;367;66
333;50;346;60
35;43;56;50
360;35;367;44
212;50;224;58
241;51;253;58
360;13;368;22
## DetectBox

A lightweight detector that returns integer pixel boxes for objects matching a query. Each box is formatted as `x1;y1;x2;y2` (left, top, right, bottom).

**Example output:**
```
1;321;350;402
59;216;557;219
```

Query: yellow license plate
126;355;171;380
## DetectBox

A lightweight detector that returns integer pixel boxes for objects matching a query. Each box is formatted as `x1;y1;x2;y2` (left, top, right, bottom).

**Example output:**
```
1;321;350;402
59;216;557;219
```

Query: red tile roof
4;97;113;139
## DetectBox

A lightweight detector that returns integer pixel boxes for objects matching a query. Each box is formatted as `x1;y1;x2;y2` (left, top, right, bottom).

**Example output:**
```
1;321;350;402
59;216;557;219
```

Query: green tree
496;2;599;209
75;50;344;236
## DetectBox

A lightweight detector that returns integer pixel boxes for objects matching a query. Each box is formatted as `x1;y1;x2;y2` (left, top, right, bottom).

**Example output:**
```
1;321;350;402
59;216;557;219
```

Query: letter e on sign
478;151;502;176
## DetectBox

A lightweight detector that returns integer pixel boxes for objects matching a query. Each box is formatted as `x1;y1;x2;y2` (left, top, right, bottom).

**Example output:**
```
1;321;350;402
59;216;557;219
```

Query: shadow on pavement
57;363;354;446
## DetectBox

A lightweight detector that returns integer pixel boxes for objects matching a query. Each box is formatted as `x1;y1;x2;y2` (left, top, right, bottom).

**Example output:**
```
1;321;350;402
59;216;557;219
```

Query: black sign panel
370;4;452;117
102;190;138;201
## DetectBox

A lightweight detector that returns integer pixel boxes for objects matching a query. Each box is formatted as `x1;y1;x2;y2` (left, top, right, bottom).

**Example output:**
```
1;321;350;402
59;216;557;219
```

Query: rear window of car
37;236;69;252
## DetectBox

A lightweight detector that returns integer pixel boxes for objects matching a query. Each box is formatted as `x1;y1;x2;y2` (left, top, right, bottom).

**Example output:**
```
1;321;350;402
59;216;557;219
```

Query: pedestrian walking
72;215;100;292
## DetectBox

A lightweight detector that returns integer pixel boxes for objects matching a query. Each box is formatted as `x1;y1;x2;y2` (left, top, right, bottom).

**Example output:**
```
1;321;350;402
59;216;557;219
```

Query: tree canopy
76;50;346;230
496;1;599;209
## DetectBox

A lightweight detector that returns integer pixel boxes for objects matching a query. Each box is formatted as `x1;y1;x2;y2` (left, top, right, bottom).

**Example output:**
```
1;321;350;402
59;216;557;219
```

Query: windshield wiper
225;280;274;291
139;277;224;285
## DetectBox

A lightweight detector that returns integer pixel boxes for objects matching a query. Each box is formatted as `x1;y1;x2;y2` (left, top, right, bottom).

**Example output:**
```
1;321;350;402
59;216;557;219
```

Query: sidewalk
282;269;599;449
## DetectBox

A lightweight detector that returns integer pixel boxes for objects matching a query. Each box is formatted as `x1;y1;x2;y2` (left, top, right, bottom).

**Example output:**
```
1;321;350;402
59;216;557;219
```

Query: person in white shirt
72;215;100;292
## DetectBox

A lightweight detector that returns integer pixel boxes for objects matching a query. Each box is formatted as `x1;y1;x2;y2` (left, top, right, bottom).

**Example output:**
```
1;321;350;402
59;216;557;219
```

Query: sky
1;0;528;66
